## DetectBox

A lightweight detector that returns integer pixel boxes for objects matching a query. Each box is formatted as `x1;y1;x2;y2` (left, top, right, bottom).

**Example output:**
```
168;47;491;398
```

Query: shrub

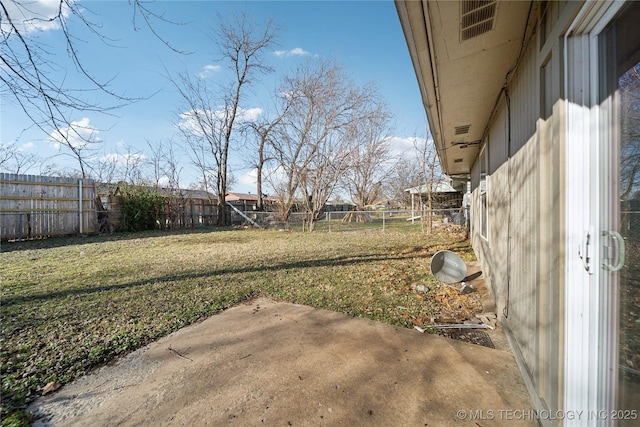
115;184;166;232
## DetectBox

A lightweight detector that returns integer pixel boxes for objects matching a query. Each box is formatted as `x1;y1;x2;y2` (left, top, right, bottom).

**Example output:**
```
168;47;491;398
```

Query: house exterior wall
469;1;576;417
397;0;640;421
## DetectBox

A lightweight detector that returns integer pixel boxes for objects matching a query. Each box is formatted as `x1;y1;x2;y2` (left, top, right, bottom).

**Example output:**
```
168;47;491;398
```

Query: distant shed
404;180;465;210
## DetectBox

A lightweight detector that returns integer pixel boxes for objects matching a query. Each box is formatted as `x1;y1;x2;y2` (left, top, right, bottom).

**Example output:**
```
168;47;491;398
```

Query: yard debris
460;283;474;294
341;211;372;223
414;280;496;343
167;346;193;362
445;282;474;294
475;312;498;328
431;323;494;330
41;382;60;395
431;283;482;325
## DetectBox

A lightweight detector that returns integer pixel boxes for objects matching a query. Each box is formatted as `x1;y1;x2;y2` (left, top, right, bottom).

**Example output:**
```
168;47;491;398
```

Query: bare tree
146;140;165;190
0;143;13;170
175;82;218;201
119;145;147;185
0;142;40;174
413;132;442;233
244;91;293;211
90;152;119;184
48;118;103;178
385;156;422;209
297;133;354;231
1;0;185;174
146;139;184;192
341;98;395;219
271;58;372;231
174;12;278;225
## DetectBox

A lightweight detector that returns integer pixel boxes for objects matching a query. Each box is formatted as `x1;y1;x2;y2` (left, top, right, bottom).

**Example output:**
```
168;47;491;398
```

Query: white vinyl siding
471;11;566;416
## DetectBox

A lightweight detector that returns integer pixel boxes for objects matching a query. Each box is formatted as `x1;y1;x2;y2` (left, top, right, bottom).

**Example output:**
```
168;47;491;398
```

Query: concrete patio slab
28;296;536;427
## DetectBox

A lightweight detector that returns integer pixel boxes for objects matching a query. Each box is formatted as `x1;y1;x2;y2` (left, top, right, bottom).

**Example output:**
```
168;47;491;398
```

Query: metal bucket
430;250;467;283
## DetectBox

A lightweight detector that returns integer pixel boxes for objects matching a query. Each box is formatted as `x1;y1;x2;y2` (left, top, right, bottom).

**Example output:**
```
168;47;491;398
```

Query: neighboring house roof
226;192;277;203
174;189;216;200
325;200;355;205
395;0;532;177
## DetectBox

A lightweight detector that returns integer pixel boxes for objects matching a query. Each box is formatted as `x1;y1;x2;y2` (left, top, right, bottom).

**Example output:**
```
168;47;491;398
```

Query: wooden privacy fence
0;174;97;241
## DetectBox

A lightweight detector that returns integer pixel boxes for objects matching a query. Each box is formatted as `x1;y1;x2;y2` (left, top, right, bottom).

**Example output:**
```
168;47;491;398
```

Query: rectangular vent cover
455;124;471;135
461;0;497;41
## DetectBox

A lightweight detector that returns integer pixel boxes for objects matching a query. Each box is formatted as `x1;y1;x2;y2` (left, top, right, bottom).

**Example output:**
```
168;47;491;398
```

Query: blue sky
1;0;427;193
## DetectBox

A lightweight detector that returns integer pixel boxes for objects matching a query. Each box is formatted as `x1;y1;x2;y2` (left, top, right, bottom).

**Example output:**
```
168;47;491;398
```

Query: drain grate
441;329;495;349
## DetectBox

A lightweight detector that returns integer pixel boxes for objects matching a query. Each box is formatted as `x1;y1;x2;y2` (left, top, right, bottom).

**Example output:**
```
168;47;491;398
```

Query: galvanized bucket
430;250;467;283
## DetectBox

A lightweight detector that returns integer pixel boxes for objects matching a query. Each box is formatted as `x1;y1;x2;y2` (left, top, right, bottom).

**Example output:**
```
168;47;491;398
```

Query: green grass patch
0;227;472;424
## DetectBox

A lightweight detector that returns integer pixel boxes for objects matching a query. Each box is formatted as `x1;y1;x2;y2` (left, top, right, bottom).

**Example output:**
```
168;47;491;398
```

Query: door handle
578;228;593;274
602;230;626;271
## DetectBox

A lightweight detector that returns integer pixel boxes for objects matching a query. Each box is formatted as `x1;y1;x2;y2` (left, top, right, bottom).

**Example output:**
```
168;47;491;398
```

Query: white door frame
563;1;626;425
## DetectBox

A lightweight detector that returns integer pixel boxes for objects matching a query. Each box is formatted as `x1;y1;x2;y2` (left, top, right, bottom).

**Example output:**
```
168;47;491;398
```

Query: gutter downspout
420;0;447;169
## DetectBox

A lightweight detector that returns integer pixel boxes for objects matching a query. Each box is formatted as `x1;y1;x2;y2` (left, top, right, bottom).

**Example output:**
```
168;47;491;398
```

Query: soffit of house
396;0;531;177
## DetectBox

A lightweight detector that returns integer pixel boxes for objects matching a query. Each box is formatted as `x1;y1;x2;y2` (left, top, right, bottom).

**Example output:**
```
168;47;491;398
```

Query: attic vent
455;124;471;135
454;158;464;163
461;0;497;41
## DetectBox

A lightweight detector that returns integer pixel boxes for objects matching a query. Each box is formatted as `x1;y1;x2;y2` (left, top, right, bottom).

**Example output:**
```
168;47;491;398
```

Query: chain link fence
97;209;218;233
234;208;469;233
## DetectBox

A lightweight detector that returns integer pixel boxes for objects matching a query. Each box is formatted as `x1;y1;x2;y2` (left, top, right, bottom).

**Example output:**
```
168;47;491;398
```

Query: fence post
383;211;386;232
411;193;415;224
78;179;83;235
466;205;470;238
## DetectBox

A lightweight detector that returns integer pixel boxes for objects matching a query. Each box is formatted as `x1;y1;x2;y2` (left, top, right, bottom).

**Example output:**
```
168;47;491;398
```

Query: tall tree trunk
257;135;265;211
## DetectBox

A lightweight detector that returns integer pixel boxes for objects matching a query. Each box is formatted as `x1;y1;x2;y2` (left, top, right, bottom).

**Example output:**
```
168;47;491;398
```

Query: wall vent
455;124;471;135
454;158;464;163
461;0;497;41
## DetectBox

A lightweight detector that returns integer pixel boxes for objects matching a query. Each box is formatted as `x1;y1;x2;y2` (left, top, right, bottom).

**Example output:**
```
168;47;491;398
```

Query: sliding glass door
598;3;640;423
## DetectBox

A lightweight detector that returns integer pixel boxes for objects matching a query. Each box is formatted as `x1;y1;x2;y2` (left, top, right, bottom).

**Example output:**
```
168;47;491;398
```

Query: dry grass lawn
0;227;473;424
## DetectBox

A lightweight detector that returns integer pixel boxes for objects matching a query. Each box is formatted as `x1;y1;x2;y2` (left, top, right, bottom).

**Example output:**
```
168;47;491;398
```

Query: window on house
541;57;553;119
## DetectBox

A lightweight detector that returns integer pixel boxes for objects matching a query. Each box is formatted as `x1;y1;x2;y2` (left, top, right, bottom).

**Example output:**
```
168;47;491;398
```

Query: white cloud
177;110;208;136
198;64;221;79
239;107;263;122
1;0;73;35
49;117;101;150
388;136;424;158
99;153;146;165
280;90;295;100
274;47;309;58
177;107;263;136
238;168;257;187
234;166;288;196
